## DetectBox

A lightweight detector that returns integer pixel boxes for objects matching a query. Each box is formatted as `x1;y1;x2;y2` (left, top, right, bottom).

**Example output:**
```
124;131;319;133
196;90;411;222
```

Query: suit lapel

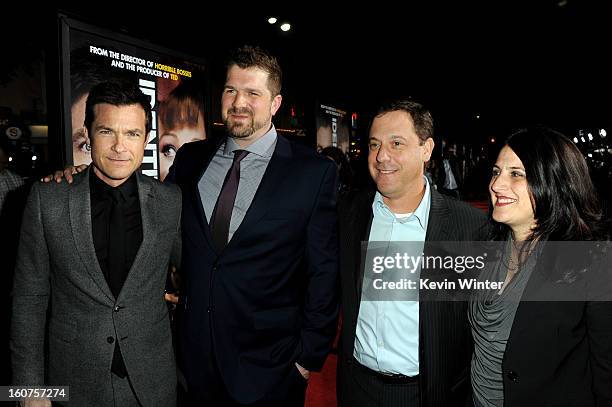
117;174;158;302
191;137;224;253
224;135;293;248
419;189;452;390
424;189;450;241
69;169;114;303
354;192;374;300
421;189;450;294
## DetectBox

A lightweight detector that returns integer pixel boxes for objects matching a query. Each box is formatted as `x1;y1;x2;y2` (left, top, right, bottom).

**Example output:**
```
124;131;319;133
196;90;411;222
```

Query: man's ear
271;94;282;116
422;137;435;162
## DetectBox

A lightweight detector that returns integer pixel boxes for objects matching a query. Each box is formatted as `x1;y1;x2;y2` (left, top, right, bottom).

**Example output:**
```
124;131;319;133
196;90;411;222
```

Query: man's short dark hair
84;80;152;137
226;45;282;96
374;99;434;143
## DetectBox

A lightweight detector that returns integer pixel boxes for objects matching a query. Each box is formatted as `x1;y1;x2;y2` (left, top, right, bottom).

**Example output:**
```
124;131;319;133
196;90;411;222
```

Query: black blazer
337;188;488;407
499;244;612;407
166;135;339;404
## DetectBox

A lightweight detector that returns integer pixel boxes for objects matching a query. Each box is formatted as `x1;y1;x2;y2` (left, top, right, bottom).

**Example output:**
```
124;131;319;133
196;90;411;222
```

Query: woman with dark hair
469;126;612;407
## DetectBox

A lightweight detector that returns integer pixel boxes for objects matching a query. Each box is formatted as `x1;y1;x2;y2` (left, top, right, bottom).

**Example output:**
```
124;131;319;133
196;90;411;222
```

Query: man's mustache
228;107;253;116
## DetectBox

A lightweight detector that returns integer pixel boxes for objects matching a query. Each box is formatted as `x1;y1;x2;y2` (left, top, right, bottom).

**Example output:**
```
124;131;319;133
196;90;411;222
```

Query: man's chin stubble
228;128;253;139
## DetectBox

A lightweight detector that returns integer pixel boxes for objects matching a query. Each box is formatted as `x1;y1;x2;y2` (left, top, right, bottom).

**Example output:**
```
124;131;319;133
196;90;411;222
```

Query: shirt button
107;336;115;344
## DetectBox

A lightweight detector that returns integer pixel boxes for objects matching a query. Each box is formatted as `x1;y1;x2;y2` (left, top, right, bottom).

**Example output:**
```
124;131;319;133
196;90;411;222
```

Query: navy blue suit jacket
166;135;339;403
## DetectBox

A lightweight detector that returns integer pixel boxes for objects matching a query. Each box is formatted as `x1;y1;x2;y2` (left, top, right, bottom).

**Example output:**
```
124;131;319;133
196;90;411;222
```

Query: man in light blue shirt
337;99;487;407
354;179;430;377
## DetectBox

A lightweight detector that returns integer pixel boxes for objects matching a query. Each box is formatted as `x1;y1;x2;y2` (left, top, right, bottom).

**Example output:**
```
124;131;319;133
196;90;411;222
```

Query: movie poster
315;103;350;154
60;16;208;180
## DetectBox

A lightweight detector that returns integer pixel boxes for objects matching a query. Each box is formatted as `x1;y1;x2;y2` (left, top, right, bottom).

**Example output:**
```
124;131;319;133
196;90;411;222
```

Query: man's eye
162;144;177;157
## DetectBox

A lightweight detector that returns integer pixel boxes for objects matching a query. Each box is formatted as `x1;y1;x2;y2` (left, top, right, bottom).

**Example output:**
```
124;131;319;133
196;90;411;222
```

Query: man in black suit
337;100;487;407
166;46;338;406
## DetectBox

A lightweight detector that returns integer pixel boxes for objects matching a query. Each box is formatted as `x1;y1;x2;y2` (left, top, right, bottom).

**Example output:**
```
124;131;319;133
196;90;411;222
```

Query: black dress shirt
90;170;143;377
90;170;142;296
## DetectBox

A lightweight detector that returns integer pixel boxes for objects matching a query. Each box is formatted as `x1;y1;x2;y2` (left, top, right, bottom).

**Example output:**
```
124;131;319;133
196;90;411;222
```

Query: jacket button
107;336;115;344
114;306;121;312
345;357;352;365
507;371;519;382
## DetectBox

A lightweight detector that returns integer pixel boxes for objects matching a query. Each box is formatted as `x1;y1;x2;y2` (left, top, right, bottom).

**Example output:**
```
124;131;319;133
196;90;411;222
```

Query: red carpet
305;354;338;407
467;200;489;213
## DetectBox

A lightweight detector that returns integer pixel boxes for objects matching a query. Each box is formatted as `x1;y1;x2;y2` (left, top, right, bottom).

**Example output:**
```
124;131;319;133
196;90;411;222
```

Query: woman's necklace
499;236;533;294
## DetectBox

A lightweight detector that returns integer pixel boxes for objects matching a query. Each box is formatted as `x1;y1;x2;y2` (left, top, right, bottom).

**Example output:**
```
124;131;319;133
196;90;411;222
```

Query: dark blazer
499;244;612;407
166;135;339;404
11;170;181;407
337;188;488;407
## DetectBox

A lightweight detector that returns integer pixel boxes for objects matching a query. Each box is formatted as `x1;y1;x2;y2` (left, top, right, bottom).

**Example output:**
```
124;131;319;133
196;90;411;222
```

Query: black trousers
339;358;420;407
182;354;308;407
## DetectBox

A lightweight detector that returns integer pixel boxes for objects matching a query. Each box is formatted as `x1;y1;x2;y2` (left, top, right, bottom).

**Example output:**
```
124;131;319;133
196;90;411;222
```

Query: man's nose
376;145;390;162
111;136;128;153
232;91;248;108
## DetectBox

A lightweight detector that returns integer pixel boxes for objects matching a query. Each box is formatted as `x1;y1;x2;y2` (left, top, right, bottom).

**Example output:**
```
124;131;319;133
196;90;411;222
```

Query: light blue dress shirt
353;178;431;376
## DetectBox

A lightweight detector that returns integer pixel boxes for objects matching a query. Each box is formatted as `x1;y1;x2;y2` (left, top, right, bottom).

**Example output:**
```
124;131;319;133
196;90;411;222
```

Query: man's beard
224;107;267;139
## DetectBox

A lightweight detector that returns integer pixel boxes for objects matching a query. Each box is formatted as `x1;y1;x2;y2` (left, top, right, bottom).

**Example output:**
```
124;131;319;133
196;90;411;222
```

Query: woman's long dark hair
489;126;608;241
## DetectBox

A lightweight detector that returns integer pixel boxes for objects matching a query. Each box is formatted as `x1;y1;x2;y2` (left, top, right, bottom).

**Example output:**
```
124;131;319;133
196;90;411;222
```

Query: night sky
3;2;610;144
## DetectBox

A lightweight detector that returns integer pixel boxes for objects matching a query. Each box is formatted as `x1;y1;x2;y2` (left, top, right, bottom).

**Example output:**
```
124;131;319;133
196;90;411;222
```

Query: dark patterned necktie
210;149;249;252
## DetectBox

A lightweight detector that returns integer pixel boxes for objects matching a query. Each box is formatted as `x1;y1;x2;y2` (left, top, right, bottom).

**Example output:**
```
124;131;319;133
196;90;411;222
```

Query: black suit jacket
337;188;488;407
166;135;339;404
499;244;612;407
